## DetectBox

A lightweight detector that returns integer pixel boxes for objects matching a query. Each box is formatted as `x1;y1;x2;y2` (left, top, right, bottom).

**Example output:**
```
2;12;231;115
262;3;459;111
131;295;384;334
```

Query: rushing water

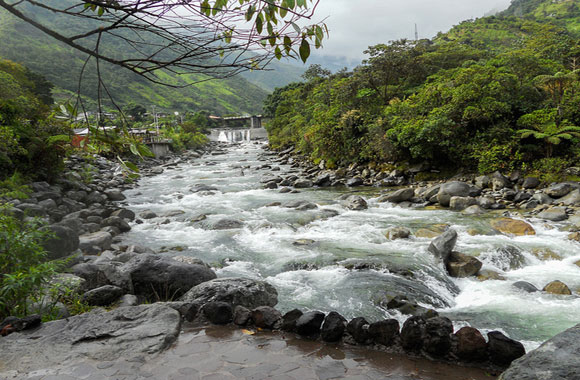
121;142;580;351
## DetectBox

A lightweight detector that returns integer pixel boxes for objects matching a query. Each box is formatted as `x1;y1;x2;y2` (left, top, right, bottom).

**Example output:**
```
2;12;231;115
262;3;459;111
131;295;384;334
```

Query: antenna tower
415;23;418;41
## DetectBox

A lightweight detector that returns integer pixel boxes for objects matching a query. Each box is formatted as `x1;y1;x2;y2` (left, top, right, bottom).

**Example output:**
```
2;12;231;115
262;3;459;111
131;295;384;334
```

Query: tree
534;71;578;124
517;108;580;157
0;0;326;87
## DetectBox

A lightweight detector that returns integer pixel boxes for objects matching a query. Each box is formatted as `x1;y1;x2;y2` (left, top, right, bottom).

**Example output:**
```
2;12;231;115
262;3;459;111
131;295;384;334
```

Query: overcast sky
310;0;513;61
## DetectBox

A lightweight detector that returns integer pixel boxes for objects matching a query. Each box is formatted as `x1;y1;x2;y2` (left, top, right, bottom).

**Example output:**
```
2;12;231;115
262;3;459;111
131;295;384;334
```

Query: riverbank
1;141;579;379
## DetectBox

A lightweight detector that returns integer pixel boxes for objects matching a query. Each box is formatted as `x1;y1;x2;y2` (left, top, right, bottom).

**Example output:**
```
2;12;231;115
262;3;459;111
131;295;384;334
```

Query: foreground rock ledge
0;304;181;373
499;323;580;380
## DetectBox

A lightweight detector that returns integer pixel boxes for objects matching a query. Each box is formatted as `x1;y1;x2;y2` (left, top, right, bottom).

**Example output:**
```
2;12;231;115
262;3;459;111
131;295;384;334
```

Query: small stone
385;227;411;240
233;306;251;326
543;280;572;295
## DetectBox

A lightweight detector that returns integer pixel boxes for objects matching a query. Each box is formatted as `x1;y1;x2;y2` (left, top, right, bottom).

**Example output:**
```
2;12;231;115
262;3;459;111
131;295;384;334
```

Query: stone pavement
1;325;497;380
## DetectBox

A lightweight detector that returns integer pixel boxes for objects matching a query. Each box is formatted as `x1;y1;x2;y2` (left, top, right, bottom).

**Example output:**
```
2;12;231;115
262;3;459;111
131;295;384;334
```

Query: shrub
0;210;64;319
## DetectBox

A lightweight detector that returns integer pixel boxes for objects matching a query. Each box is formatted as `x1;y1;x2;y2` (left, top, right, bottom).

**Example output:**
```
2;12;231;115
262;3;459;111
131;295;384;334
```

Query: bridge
208;114;269;143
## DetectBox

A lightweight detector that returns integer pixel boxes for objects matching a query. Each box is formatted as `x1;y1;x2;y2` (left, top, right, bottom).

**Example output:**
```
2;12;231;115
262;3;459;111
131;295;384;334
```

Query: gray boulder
346;177;364;187
545;183;577;198
122;254;216;301
342;195;368;210
385;227;411;240
111;208;136;221
533;193;553;205
211;218;244;230
294;179;313;188
446;252;482;278
71;262;131;292
0;305;180;372
437;182;471;207
427;229;458;261
499;323;580;380
474;175;490;189
180;277;278;309
81;285;124;306
558;189;580;206
449;196;477;211
512;281;538;293
139;210;158;219
378;188;414;203
104;189;126;201
101;216;132;232
537;207;568;222
79;231;112;254
491;172;512;191
522;177;540;189
42;225;80;260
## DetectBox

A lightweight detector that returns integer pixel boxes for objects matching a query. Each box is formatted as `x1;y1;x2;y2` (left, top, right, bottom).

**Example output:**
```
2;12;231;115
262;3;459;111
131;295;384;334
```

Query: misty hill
0;1;280;115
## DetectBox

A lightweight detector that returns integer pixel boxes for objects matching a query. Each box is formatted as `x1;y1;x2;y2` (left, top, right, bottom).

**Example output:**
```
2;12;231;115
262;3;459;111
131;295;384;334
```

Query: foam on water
121;142;580;347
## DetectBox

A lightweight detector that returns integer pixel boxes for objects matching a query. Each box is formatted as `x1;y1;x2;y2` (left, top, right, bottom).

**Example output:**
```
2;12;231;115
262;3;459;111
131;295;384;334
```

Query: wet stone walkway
2;325;496;380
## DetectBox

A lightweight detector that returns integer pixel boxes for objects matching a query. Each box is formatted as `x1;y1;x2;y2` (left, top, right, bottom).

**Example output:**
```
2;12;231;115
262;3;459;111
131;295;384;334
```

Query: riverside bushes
264;1;580;175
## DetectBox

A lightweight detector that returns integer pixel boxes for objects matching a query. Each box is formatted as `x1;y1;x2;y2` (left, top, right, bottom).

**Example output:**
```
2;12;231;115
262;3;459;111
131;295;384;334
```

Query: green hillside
0;2;269;115
265;0;580;179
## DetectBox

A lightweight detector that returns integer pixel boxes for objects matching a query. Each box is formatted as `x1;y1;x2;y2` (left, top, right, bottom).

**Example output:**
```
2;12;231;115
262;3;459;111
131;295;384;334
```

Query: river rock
233;305;251;326
79;231;112;254
557;189;580;206
342;195;368;210
423;317;453;356
455;326;487;361
569;232;580;242
427;229;458;261
123;254;216;301
110;208;136;221
512;281;539;293
499;323;580;380
0;305;180;372
281;309;303;332
463;205;485;215
202;301;233;325
491;218;536;236
385;227;411;240
522;177;540;189
294;179;313;188
211;218;244;230
543;280;572;295
421;184;441;200
437;182;471;207
474;175;490;189
378;188;415;203
42;225;80;260
139;209;158;219
347;317;371;344
488;331;526;366
346;177;364;187
537;207;568;222
477;269;506;281
320;311;347;342
545;183;576;198
295;311;325;336
400;316;426;351
180;278;278;309
449;196;477;211
491;172;512;191
446;252;482;278
369;319;399;346
81;285;124;306
102;216;132;232
104;189;126;201
252;306;282;329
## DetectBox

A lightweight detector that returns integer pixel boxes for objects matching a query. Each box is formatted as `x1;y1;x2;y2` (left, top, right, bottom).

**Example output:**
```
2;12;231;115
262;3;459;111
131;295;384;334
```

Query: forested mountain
265;0;580;179
0;1;273;115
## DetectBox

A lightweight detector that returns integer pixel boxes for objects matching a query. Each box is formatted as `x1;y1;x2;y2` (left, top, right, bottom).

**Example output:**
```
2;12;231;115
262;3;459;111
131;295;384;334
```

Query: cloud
312;0;512;60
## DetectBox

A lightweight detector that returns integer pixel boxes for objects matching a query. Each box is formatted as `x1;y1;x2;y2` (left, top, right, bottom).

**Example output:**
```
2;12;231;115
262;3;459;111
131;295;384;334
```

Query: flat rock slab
0;304;180;374
1;325;497;380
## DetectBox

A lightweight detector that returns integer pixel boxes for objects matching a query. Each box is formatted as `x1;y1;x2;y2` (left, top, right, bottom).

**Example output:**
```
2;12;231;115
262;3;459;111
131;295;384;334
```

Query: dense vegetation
265;0;580;179
0;0;276;115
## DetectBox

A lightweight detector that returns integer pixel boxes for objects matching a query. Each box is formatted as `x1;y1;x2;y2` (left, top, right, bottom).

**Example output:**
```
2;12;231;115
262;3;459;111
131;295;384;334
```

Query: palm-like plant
517;109;580;157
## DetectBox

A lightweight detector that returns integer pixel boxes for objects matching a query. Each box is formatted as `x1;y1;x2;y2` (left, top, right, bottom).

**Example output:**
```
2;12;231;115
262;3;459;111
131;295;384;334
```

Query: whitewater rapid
120;142;580;351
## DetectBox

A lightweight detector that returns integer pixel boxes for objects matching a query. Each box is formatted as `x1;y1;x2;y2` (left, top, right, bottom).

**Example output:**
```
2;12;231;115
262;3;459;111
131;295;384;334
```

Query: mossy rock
477;270;506;282
414;224;450;238
568;232;580;242
491;218;536;236
543;280;572;295
531;248;562;261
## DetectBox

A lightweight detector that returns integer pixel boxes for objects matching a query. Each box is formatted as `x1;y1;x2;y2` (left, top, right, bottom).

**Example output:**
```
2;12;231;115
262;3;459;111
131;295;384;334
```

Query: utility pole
415;23;419;41
152;105;159;137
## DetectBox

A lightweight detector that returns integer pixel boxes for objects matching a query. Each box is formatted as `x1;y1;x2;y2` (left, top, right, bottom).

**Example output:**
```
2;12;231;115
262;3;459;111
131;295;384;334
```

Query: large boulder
537;208;568;222
71;261;131;292
122;254;216;301
378;188;414;203
42;225;79;260
491;218;536;236
557;189;580;206
427;229;458;261
423;317;453;356
369;319;399;347
295;311;325;336
0;305;180;372
488;331;526;367
79;231;113;254
455;326;487;361
437;182;471;207
81;285;124;306
499;323;580;380
446;252;482;278
342;195;368;210
252;306;282;329
543;280;572;295
545;183;577;198
449;196;477;211
320;311;347;342
347;317;371;344
180;277;277;309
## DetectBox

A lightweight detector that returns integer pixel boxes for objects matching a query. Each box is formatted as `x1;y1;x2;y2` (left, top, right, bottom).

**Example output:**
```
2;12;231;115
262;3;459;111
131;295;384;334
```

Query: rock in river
0;305;180;372
499;323;580;380
491;218;536;236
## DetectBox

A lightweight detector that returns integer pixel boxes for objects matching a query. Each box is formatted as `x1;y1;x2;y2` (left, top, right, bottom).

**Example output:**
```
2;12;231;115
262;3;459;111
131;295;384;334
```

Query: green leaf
97;6;104;16
256;15;263;34
287;0;295;8
299;38;310;63
283;36;292;54
275;46;282;60
291;22;301;34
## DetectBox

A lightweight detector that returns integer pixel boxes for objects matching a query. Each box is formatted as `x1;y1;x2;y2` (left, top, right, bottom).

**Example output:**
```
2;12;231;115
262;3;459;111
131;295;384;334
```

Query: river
120;141;580;351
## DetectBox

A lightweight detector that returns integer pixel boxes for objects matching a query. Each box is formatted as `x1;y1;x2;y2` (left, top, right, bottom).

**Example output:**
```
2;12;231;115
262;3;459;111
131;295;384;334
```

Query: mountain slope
0;2;269;115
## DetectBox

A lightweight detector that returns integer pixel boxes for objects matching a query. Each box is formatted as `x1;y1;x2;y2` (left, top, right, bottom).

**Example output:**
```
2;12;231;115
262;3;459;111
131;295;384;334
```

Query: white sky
311;0;513;60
